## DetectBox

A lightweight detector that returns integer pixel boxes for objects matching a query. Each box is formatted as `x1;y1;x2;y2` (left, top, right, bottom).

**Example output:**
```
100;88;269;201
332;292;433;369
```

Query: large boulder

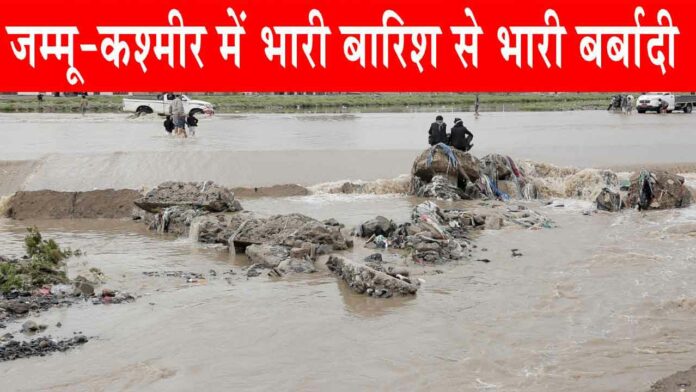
326;256;419;297
412;147;481;184
354;216;397;238
626;170;692;210
135;181;241;213
596;187;623;212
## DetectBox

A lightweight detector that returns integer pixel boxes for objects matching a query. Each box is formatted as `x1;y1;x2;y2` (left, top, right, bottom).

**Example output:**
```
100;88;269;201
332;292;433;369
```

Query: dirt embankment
3;189;141;220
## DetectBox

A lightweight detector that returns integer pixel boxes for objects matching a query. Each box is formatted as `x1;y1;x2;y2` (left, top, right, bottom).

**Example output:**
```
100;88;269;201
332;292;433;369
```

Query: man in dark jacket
428;115;448;146
449;118;473;152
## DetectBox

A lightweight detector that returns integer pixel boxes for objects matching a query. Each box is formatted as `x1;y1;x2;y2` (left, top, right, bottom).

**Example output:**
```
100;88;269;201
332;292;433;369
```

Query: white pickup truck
637;92;695;114
122;93;215;116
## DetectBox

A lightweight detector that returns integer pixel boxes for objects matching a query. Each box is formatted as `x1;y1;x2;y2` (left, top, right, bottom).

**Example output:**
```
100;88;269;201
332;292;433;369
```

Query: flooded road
1;111;696;391
1;111;694;192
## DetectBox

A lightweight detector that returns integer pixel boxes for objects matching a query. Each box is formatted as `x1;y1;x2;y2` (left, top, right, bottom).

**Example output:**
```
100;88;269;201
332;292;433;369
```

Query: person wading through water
449;117;474;152
428;115;448;146
169;94;187;138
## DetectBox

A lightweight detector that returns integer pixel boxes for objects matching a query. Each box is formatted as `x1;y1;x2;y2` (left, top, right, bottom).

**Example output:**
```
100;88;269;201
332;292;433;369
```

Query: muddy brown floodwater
1;111;695;391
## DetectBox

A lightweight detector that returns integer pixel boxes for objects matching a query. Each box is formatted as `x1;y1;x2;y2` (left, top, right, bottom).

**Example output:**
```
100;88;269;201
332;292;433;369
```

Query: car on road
637;92;695;114
122;93;214;116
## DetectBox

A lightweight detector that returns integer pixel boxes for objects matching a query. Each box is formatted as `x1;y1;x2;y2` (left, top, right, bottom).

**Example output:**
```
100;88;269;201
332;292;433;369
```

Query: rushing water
1;111;696;391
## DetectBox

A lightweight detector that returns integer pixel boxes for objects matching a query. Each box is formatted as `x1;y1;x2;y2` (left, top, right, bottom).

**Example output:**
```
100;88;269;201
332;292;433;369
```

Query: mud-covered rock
232;213;350;250
626;170;692;210
411;147;481;184
276;257;316;274
145;205;207;235
192;211;257;245
135;181;241;213
245;244;292;268
245;244;316;275
326;256;419;297
596;187;623;212
353;216;397;238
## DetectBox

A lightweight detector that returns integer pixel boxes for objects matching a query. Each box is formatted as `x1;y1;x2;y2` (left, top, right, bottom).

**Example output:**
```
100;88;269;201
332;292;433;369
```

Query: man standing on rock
169;94;187;138
428;115;448;146
449;118;474;152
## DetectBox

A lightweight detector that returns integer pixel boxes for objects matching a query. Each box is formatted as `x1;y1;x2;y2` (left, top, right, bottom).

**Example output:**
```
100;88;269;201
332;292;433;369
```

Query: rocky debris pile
626;170;692;210
414;175;467;201
411;145;481;200
4;189;140;220
1;229;134;321
590;170;692;212
134;181;242;236
0;335;88;362
190;210;351;261
386;201;472;264
0;296;75;322
91;289;135;305
232;213;351;251
326;256;419;297
410;148;539;201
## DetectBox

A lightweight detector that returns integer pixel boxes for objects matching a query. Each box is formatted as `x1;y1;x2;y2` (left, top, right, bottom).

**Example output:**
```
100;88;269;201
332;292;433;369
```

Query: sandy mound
4;189;141;220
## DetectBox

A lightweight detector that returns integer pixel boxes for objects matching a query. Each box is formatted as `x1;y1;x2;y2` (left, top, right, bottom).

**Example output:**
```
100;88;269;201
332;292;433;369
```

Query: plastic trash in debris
50;284;73;297
374;235;388;249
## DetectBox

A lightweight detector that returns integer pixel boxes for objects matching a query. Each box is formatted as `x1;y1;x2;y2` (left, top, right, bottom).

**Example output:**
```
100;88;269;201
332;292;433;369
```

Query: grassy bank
0;93;613;114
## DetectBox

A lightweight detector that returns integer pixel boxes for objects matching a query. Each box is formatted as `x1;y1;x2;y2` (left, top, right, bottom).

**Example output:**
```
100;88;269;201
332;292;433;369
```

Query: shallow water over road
1;111;695;192
2;111;696;391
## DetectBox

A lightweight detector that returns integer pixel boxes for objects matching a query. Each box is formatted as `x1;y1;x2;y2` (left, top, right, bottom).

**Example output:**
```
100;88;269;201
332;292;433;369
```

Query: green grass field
0;93;614;113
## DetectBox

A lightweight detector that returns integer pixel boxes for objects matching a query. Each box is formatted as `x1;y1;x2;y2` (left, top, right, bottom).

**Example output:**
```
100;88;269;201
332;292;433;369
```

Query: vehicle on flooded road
637;92;695;114
122;93;215;116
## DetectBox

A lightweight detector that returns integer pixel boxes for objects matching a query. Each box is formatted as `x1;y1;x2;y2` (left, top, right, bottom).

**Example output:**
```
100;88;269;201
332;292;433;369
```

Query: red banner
0;0;693;92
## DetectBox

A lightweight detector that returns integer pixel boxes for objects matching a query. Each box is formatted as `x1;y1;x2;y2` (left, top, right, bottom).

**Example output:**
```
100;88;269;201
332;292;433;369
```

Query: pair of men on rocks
427;115;474;152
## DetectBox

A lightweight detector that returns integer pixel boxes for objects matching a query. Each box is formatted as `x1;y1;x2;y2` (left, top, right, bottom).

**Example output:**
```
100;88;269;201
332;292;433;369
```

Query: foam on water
308;174;411;195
